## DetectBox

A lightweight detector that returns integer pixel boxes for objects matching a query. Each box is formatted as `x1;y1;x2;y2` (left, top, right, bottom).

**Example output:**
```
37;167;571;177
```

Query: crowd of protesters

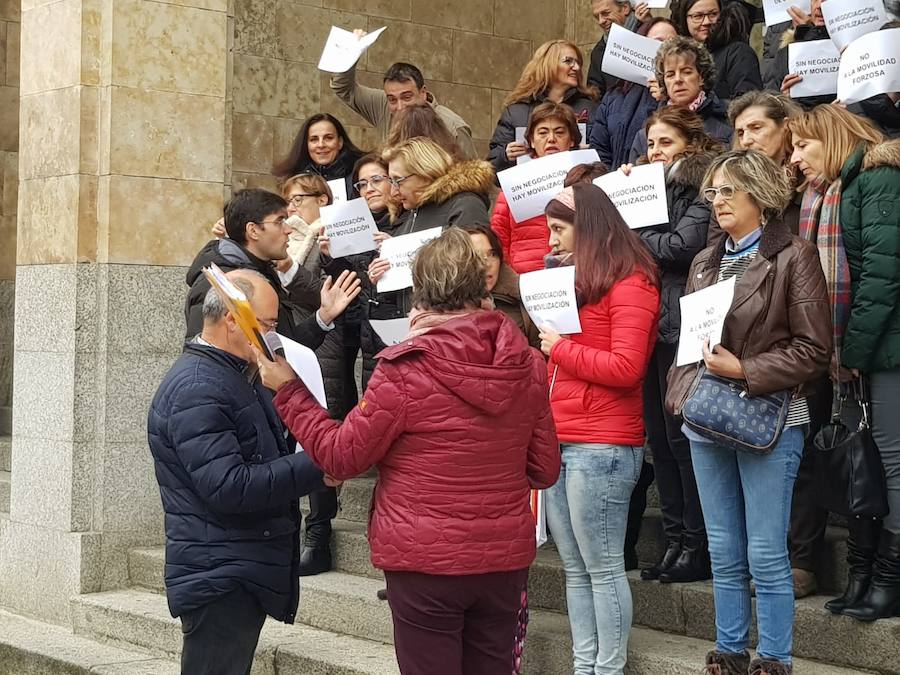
148;1;900;674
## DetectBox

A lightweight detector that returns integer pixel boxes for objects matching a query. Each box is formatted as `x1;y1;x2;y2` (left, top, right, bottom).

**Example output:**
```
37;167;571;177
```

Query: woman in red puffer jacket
256;228;560;675
491;102;583;274
538;183;659;675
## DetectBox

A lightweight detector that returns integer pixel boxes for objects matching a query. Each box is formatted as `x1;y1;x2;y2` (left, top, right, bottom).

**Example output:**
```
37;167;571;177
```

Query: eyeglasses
702;185;736;202
353;175;389;192
258;216;288;227
388;175;414;188
687;9;720;24
258;318;278;332
288;194;317;207
561;56;580;68
477;250;499;262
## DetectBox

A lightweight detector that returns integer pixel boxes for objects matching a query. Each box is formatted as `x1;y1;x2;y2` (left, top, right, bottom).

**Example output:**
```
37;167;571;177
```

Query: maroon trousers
384;568;529;675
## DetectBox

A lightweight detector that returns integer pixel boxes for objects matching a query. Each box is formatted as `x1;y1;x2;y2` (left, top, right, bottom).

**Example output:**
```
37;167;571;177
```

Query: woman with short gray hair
666;150;831;675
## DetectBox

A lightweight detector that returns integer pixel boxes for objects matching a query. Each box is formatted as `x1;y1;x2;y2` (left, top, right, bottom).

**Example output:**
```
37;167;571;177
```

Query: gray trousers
872;368;900;534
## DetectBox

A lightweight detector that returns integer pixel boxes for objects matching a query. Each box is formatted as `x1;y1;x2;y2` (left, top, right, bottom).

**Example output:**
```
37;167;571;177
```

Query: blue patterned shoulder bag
682;368;791;455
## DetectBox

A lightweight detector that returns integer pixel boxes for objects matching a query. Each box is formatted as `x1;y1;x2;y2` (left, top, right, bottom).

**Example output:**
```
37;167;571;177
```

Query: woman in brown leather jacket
665;150;831;675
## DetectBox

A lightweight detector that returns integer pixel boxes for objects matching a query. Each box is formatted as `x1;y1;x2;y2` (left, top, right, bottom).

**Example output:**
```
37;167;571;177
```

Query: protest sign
498;152;573;222
676;277;737;367
376;227;442;293
327;178;348;203
569;148;601;166
601;23;661;86
631;0;668;7
762;0;810;27
317;26;387;73
578;123;587;142
370;318;411;347
788;39;841;98
837;28;900;105
519;266;582;335
593;162;668;229
822;0;889;53
321;198;378;258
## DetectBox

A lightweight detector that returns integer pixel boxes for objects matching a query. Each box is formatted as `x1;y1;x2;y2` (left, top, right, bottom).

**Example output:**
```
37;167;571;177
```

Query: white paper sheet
631;0;669;8
676;276;737;367
321;198;378;258
569;148;601;165
788;39;841;98
498;152;574;223
327;178;348;203
762;0;811;27
837;28;900;105
593;162;668;229
822;0;889;52
376;227;443;293
317;25;387;73
519;266;582;335
370;318;412;347
601;24;661;86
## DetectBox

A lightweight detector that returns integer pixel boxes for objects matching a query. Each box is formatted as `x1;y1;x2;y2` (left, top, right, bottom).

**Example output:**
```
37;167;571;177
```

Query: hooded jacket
488;90;598;172
547;272;660;446
273;311;561;575
638;152;716;344
839;139;900;372
629;94;733;162
490;191;550;274
147;343;325;620
184;238;326;351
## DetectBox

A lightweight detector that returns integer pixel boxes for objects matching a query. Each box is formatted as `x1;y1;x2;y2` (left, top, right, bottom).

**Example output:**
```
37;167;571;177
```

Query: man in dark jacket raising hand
148;269;332;675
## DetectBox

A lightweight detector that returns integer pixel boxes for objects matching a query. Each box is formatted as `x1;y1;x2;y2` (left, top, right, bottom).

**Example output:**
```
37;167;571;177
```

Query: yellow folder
202;263;274;360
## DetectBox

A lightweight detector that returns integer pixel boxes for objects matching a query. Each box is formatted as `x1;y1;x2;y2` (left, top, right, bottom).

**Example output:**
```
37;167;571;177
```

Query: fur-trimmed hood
389;160;494;221
668;151;718;191
863;139;900;171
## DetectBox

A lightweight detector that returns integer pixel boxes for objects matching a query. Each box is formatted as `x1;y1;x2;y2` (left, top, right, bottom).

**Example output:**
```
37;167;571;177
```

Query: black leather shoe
641;540;682;581
825;516;880;614
297;546;332;577
659;537;711;584
843;530;900;621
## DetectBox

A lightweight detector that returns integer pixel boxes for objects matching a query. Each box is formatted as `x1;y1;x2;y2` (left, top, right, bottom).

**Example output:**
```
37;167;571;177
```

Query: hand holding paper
317;26;387;73
377;227;443;292
519;267;582;335
822;0;889;52
601;24;662;86
321;198;379;258
837;28;900;105
676;277;737;367
762;0;811;27
592;162;668;229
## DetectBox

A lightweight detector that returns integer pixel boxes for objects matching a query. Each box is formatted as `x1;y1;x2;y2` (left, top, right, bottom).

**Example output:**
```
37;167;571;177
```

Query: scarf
798;176;851;358
406;305;488;338
669;90;706;113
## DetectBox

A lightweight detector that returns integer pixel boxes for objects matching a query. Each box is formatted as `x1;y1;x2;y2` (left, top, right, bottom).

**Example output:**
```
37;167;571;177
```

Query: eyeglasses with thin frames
388;175;414;188
687;9;719;24
353;175;389;192
287;194;317;207
702;185;736;203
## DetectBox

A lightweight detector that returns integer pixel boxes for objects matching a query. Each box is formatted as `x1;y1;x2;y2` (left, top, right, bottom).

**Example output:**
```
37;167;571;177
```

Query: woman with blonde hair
488;40;598;172
367;137;493;316
666;150;831;675
788;105;900;622
385;104;463;161
255;227;560;675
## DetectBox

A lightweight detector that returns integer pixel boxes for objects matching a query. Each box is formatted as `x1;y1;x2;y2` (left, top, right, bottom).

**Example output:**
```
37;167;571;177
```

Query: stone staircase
4;472;900;674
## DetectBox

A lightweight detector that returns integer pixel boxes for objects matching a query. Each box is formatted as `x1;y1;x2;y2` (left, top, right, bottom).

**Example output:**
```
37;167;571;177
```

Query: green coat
839;139;900;373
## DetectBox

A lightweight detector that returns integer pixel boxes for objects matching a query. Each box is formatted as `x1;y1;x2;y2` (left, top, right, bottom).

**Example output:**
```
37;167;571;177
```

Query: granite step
0;434;11;473
128;528;898;674
0;607;179;674
1;469;10;514
71;589;401;675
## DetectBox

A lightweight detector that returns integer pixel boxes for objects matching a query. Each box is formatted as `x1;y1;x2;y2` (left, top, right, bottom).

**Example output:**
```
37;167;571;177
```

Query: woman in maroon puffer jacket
255;228;560;675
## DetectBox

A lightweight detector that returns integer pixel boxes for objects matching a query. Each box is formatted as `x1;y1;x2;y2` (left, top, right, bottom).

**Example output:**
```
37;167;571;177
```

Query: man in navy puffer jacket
148;270;328;675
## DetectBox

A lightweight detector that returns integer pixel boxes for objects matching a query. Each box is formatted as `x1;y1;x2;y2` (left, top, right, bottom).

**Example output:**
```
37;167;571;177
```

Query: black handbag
813;377;888;518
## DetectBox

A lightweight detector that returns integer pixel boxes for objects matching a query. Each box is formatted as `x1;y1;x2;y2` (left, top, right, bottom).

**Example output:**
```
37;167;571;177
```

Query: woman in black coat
618;106;723;584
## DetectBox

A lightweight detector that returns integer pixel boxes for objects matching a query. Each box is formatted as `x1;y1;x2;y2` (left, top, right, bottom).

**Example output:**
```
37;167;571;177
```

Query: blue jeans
546;443;643;675
687;425;803;664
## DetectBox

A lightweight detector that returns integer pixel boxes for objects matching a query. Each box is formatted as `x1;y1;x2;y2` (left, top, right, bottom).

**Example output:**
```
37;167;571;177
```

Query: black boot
659;535;711;584
701;649;750;675
297;545;332;576
641;539;682;581
824;516;880;614
842;530;900;621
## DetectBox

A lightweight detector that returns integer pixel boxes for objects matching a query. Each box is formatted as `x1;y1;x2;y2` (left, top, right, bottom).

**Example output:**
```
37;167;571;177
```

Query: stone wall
0;0;19;412
230;0;613;191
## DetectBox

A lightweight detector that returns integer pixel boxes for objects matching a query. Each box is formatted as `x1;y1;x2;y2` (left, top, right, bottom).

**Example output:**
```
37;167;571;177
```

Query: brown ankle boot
702;650;751;675
749;657;793;675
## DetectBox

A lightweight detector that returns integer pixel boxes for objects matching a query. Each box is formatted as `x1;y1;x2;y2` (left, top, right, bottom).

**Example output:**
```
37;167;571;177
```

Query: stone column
0;0;229;623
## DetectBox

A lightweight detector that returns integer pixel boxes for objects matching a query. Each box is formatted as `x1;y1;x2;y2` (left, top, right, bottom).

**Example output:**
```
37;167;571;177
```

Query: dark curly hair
654;36;717;99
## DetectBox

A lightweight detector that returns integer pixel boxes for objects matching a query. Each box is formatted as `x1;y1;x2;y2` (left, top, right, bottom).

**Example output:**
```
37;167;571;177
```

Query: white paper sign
577;123;587;142
788;40;841;98
676;276;737;367
498;152;574;222
370;318;411;347
823;0;889;52
837;29;900;105
569;148;601;165
592;162;668;229
376;227;442;293
321;198;378;258
515;127;527;145
519;266;582;335
601;24;661;86
327;178;348;203
317;25;387;73
630;0;668;7
762;0;811;27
